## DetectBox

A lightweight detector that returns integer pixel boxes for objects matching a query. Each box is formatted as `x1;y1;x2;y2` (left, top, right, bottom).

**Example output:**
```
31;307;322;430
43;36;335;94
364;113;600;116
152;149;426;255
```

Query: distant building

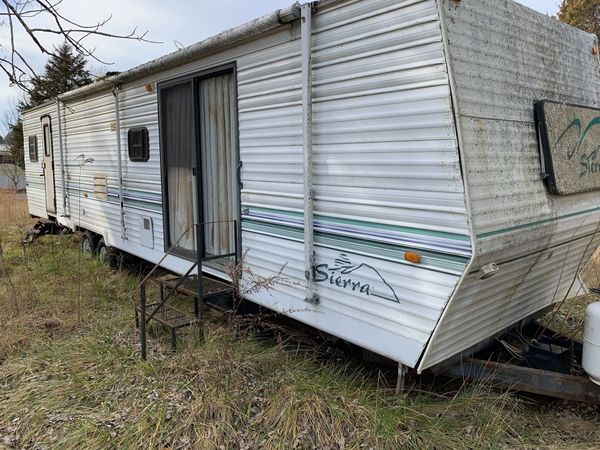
0;142;14;164
0;142;24;190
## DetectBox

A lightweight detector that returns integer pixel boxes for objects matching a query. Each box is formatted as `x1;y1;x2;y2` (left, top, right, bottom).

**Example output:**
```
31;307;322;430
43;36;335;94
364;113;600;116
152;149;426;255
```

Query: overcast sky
0;0;561;130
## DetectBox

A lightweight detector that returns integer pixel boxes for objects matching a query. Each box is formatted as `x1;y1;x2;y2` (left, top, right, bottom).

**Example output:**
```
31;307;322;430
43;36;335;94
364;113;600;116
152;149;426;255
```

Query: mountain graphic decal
314;253;400;303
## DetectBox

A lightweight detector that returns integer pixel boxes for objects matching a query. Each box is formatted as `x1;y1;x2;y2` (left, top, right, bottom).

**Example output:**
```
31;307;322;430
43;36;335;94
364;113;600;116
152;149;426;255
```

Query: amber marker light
145;83;154;92
404;252;421;264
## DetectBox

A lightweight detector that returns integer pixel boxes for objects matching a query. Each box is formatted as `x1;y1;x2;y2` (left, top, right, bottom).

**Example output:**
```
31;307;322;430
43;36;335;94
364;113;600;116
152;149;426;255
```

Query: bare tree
1;99;20;133
0;0;157;92
1;105;23;190
0;162;22;190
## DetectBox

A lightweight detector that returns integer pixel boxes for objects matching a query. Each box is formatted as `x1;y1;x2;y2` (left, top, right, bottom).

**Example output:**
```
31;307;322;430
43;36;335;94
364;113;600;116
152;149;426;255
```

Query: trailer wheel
80;231;96;256
96;239;117;268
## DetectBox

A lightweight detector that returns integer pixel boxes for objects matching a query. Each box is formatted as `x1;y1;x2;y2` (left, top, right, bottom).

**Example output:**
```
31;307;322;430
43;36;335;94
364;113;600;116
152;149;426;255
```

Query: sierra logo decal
314;253;400;303
555;116;600;177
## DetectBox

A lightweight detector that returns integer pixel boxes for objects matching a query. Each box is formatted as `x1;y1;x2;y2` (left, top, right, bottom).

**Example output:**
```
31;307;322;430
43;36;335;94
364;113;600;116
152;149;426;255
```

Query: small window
43;124;51;157
28;135;38;162
128;127;150;162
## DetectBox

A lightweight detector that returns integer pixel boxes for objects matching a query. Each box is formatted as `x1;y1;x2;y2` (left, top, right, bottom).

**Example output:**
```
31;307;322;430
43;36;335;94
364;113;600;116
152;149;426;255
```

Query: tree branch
0;0;160;92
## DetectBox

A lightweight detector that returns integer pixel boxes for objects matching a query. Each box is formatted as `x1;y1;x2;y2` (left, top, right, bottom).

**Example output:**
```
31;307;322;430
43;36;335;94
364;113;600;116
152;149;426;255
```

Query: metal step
137;220;239;359
136;302;200;329
205;294;234;312
136;301;202;352
160;274;232;299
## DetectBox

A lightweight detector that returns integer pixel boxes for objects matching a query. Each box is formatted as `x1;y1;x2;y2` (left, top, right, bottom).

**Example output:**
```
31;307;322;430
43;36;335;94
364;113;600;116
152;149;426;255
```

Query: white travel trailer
22;0;600;372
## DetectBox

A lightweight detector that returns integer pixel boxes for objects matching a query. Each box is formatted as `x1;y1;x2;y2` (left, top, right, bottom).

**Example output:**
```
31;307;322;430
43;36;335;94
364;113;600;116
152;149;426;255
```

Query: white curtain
200;73;237;257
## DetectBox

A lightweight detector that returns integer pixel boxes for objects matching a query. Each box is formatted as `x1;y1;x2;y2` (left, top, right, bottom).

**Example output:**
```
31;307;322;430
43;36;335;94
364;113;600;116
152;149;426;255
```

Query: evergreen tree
20;42;92;110
558;0;600;42
5;119;24;170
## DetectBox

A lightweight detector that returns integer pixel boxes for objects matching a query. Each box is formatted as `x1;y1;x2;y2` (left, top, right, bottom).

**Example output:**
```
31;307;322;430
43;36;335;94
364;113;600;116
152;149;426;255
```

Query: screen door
160;68;238;258
161;81;197;253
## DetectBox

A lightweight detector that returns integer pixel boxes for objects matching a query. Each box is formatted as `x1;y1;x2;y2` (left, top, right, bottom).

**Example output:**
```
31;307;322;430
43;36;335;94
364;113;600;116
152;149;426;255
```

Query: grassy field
1;190;600;449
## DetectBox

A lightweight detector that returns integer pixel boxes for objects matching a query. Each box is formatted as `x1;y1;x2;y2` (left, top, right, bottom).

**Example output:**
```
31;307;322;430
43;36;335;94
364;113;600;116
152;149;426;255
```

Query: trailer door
41;115;56;215
160;66;239;259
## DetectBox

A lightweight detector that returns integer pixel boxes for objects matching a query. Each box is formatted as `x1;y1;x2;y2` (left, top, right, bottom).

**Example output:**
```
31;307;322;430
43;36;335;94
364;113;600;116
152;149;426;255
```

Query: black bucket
525;335;572;374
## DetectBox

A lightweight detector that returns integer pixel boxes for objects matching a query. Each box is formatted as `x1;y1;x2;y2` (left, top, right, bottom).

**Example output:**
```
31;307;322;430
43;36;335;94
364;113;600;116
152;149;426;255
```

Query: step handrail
140;219;238;323
138;219;238;289
139;219;239;359
137;222;196;289
145;258;199;323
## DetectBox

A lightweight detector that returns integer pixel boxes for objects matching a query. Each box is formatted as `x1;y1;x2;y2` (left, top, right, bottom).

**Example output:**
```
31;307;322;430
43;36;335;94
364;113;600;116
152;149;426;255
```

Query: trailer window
128;127;149;162
43;124;51;157
28;135;38;162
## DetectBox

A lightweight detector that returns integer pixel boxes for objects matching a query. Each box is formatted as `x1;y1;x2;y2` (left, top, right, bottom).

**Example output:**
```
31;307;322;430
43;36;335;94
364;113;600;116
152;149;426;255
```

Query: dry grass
539;293;598;343
537;247;600;343
0;190;30;229
0;237;134;363
1;193;600;449
582;246;600;288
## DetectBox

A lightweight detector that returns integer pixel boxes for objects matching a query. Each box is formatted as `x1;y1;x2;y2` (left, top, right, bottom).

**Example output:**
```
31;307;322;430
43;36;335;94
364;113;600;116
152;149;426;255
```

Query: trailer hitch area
21;219;65;244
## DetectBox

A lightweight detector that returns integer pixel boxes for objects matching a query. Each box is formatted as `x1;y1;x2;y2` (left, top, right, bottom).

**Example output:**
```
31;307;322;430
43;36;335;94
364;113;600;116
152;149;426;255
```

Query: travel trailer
22;0;600;372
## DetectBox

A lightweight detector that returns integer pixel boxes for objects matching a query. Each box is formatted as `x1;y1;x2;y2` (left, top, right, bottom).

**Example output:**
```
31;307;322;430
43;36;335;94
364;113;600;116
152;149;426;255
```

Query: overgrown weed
1;194;600;449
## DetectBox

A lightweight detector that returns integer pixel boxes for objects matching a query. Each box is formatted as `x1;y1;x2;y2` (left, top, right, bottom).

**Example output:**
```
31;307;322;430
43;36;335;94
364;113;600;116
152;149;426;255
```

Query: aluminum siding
420;0;600;370
58;91;126;244
242;0;470;367
119;85;163;246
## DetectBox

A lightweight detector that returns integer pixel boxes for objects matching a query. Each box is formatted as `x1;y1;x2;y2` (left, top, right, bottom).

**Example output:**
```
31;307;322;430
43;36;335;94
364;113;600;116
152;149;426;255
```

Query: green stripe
477;206;600;239
243;219;468;275
248;206;470;242
469;229;600;274
123;198;162;212
120;188;162;199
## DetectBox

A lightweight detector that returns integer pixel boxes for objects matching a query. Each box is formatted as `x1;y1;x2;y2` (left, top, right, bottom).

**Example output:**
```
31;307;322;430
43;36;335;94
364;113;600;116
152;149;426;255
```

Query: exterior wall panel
242;0;469;366
419;0;600;370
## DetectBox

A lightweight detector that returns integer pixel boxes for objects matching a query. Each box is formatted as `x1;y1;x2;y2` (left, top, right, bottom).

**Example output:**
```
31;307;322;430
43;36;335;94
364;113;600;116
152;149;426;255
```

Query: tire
80;231;96;255
96;238;117;268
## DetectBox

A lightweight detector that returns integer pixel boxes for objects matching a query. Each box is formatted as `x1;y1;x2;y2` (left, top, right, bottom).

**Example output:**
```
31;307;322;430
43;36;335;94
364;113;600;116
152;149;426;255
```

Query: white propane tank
583;302;600;385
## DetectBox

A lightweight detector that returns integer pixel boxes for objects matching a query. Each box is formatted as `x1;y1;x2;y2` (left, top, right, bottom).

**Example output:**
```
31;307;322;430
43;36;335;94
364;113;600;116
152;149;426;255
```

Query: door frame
40;114;56;215
157;62;241;261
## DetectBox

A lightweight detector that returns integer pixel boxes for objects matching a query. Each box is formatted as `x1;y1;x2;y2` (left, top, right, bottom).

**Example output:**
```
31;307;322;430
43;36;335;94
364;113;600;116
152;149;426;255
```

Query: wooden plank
439;358;600;404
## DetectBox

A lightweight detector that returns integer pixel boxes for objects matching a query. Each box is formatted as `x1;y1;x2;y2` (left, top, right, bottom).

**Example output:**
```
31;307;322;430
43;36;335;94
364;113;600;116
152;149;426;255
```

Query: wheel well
78;228;105;245
79;228;107;252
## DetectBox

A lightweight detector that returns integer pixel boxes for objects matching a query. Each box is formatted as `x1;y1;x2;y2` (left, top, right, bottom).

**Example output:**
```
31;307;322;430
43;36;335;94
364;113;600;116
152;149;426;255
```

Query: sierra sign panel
537;100;600;195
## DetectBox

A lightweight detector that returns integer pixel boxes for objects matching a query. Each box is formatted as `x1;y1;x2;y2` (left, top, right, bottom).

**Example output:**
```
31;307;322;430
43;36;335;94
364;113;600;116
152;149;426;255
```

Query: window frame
28;135;38;162
43;124;51;157
127;127;150;162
